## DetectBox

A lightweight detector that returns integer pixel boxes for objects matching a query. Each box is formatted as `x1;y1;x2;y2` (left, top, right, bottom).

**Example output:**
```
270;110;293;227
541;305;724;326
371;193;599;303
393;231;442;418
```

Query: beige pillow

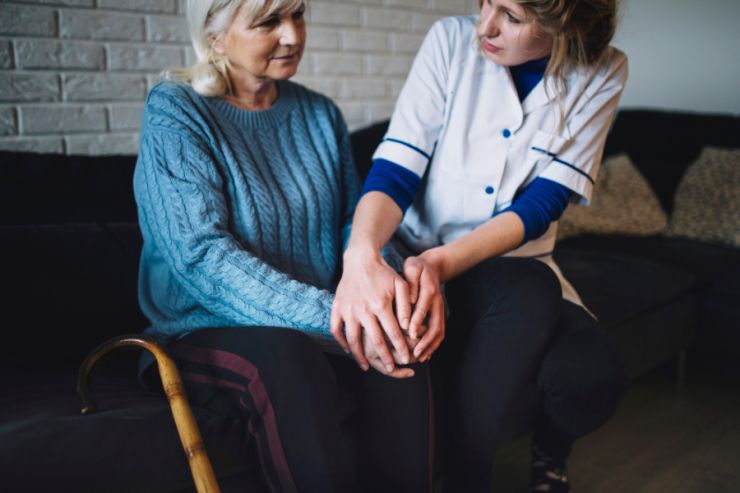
557;153;668;241
665;147;740;247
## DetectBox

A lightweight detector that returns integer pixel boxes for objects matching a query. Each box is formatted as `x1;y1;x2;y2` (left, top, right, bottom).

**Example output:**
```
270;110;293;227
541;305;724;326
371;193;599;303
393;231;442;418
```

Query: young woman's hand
331;246;413;372
402;252;446;362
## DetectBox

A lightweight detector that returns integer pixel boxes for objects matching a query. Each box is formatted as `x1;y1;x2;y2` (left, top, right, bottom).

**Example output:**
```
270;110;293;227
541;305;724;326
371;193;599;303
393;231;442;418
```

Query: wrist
419;247;449;282
343;243;383;266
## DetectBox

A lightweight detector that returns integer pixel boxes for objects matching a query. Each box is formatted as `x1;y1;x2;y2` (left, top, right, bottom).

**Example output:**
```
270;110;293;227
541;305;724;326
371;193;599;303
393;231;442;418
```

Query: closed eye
505;11;522;24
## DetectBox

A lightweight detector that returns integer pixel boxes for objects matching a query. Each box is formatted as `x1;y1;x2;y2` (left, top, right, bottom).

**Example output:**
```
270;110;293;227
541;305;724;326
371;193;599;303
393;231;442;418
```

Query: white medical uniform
374;15;628;306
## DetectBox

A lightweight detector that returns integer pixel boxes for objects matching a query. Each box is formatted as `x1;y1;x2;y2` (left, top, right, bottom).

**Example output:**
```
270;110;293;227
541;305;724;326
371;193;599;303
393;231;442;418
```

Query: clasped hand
331;249;446;379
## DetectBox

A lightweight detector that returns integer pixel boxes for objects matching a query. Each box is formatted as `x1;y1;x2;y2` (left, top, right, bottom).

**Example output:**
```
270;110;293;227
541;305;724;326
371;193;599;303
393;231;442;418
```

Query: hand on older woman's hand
402;254;446;363
331;246;414;372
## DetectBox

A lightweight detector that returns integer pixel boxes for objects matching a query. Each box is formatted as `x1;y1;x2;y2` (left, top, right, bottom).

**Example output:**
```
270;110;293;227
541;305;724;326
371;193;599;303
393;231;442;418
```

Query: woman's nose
477;11;499;38
279;19;301;45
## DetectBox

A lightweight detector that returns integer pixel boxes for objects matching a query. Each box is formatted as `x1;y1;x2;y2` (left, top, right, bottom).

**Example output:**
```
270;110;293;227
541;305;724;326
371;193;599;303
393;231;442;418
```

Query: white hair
167;0;306;97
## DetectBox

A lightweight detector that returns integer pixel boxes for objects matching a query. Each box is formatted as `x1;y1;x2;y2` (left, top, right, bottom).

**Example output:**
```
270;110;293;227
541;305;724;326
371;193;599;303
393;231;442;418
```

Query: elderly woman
133;1;431;491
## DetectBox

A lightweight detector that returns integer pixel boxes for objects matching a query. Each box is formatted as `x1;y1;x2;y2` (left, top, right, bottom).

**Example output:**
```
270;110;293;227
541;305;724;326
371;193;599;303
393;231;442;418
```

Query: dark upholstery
1;110;738;491
0;371;263;493
602;111;740;214
0;151;266;492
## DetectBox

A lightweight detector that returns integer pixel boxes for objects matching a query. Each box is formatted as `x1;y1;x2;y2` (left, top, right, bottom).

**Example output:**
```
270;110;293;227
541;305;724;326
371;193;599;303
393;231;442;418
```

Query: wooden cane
77;334;221;493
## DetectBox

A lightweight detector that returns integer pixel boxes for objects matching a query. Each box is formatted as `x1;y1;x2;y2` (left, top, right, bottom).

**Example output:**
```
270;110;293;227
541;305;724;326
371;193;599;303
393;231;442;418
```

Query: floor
489;351;740;493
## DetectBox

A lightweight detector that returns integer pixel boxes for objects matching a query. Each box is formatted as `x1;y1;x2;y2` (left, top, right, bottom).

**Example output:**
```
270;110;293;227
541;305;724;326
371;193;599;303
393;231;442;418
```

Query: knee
253;328;340;402
454;258;561;309
504;258;562;302
486;258;563;331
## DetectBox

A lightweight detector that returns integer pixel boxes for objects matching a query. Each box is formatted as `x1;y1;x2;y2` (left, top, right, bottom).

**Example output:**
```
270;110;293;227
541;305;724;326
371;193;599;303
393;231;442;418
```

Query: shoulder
597;46;628;80
285;80;347;131
415;15;479;72
286;80;336;110
424;15;477;49
431;15;477;38
142;81;208;131
572;46;629;99
145;81;201;111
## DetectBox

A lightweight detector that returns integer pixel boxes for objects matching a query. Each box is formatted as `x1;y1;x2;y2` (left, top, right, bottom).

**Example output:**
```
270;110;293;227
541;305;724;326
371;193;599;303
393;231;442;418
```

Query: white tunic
374;15;629;306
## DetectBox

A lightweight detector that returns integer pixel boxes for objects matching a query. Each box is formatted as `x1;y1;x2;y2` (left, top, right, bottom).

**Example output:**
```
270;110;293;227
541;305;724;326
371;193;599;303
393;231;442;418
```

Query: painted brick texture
0;0;478;155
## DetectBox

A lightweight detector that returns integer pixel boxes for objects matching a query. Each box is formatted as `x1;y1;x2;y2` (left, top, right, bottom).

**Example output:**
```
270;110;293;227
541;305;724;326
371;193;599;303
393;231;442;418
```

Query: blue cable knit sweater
133;80;358;352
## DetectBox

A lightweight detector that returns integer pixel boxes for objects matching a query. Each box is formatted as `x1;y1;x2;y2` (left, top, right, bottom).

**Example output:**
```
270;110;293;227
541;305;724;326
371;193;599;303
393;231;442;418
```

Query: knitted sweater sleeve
135;125;342;353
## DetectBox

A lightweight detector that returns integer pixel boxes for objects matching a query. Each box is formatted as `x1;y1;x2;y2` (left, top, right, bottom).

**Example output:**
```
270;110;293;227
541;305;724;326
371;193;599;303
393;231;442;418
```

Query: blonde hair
168;0;307;97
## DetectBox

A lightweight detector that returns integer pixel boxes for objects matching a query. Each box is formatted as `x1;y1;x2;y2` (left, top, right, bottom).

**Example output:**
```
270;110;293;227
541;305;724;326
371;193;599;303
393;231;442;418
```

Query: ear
209;34;226;56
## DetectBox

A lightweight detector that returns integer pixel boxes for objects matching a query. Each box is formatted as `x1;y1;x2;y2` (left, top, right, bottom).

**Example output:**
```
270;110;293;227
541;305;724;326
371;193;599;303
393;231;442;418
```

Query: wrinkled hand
363;330;416;379
403;254;446;362
331;248;413;372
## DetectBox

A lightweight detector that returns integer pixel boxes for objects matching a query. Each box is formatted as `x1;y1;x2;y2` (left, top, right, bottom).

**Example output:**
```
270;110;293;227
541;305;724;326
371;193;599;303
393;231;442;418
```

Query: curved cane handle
77;334;221;493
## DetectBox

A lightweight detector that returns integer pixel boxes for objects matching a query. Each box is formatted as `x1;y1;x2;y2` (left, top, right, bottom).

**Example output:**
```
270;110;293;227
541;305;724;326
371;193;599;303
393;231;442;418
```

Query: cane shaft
77;335;221;493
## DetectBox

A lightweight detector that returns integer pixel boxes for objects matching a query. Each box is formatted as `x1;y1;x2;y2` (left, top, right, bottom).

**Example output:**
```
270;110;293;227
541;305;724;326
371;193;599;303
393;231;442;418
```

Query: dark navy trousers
433;257;625;492
146;326;433;493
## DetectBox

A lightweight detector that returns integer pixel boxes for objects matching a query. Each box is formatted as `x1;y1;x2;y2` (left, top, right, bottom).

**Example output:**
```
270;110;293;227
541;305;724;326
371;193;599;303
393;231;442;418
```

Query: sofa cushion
556;235;740;357
0;222;147;371
557;154;668;241
666;147;740;247
557;235;740;292
554;247;697;328
0;151;138;226
554;248;699;376
0;369;263;493
602;111;740;214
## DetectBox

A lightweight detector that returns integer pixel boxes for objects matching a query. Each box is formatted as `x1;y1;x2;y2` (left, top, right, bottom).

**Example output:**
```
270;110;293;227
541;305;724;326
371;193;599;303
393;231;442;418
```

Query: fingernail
344;348;350;354
361;363;369;371
402;318;409;330
386;364;394;372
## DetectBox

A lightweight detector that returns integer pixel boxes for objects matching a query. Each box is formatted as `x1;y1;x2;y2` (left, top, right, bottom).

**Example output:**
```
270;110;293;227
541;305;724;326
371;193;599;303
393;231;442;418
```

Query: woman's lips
273;53;298;62
482;40;500;53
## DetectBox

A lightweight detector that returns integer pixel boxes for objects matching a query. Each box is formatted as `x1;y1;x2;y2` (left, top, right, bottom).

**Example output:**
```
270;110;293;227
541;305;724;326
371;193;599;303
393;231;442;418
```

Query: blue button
502;129;511;138
485;186;494;195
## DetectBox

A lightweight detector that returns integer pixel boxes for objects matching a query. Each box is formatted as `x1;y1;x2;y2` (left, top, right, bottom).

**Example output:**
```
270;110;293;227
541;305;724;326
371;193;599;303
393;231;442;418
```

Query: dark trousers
146;327;432;493
434;257;625;491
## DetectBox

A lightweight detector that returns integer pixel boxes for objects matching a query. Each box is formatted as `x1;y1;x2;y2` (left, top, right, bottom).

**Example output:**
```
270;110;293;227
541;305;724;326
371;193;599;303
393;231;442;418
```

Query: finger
386;367;416;379
376;305;411;365
419;333;444;363
416;299;446;360
362;316;396;373
415;322;429;340
368;356;415;379
409;274;436;339
392;338;418;364
329;308;350;354
394;277;412;333
404;260;422;305
412;322;436;361
345;319;369;371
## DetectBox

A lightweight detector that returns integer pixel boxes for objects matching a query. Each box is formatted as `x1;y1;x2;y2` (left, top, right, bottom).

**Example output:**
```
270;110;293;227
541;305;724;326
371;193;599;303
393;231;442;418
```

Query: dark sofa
1;109;738;492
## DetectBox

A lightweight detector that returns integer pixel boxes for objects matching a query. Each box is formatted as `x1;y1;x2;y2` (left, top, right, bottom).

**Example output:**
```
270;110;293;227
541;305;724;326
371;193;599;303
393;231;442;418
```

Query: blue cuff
504;177;572;243
360;159;421;213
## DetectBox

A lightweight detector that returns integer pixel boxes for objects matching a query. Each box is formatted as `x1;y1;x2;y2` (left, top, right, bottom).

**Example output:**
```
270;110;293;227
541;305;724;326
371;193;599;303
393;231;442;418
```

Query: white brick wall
0;0;479;155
